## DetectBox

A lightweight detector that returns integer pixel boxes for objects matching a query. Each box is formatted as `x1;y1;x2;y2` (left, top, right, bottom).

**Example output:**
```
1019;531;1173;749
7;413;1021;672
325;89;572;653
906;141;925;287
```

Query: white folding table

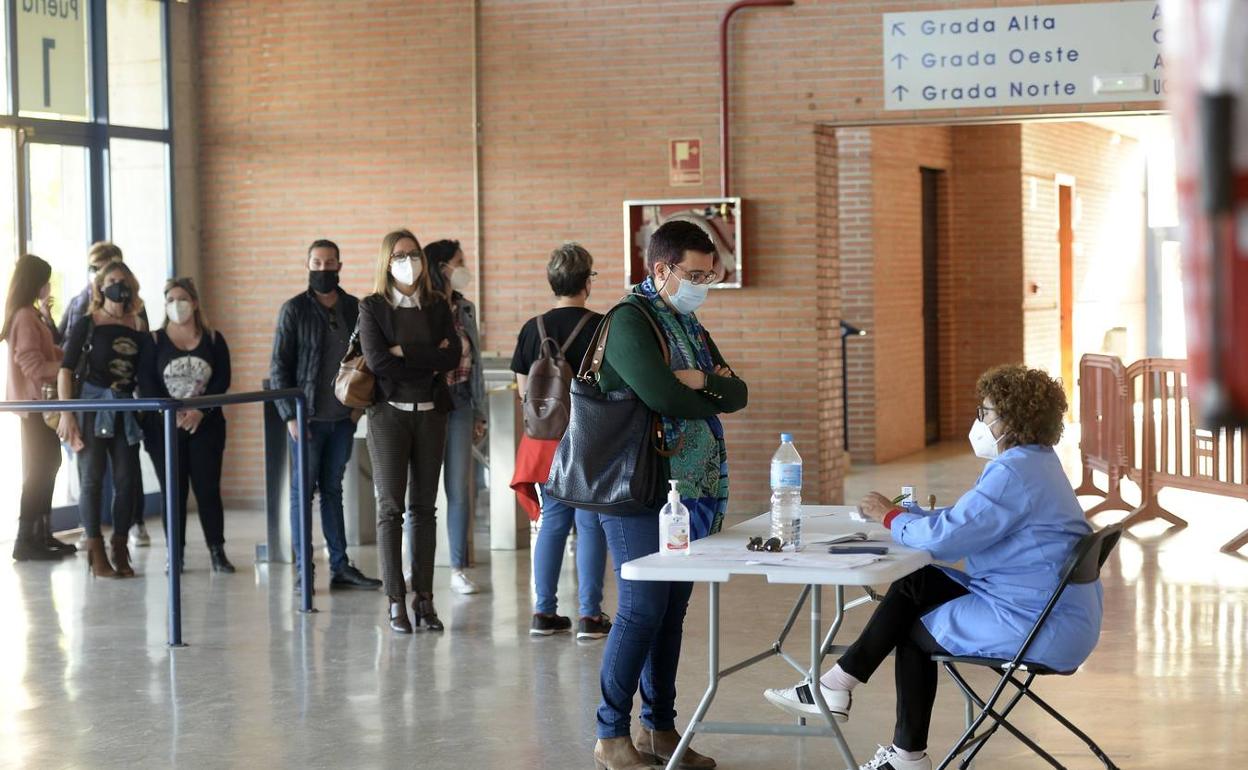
620;506;933;770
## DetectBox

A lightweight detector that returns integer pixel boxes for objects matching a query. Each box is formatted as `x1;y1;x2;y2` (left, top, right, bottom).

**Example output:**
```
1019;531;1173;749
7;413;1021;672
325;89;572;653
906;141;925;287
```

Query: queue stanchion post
294;395;315;613
164;405;186;647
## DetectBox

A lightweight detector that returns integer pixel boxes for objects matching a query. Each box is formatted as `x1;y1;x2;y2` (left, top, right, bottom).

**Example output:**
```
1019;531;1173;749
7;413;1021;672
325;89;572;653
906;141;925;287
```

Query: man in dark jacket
270;239;380;591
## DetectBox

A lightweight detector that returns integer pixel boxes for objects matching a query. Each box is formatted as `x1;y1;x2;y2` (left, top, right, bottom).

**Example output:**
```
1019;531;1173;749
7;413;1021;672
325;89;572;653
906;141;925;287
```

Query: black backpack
521;312;594;440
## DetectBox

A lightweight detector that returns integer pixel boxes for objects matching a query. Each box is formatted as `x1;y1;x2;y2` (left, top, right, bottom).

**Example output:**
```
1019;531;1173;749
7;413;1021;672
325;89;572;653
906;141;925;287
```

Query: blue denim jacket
79;381;144;446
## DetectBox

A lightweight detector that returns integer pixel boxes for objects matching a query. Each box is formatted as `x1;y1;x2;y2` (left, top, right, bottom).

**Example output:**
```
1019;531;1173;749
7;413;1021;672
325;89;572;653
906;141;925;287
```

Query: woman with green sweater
592;221;748;770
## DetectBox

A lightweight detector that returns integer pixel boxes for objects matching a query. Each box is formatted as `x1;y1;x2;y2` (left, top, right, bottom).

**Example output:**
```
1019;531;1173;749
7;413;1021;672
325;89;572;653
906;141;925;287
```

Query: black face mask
103;283;132;304
309;270;339;294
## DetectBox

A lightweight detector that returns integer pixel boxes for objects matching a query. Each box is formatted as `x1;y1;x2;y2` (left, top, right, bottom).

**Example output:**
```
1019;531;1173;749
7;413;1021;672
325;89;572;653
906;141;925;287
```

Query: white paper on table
687;550;882;570
849;507;876;523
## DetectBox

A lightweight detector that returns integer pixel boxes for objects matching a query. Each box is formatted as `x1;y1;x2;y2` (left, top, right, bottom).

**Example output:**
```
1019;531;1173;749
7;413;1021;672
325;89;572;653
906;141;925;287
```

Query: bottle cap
668;479;681;504
780;433;793;443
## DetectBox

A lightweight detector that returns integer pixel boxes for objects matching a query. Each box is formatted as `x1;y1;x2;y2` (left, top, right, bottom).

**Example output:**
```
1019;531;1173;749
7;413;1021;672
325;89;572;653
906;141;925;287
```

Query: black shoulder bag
544;300;678;516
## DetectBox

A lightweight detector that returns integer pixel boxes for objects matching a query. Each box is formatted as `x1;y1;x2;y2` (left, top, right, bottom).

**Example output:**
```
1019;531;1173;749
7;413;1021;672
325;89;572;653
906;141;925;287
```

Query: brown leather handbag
333;327;374;408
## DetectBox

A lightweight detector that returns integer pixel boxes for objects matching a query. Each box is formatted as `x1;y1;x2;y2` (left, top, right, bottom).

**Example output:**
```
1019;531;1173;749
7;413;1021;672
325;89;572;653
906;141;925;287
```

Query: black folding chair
933;524;1123;770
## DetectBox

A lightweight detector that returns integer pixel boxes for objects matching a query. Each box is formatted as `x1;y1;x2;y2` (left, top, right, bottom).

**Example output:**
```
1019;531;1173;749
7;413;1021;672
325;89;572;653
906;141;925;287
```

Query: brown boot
593;736;651;770
634;726;716;769
85;537;117;578
110;537;135;577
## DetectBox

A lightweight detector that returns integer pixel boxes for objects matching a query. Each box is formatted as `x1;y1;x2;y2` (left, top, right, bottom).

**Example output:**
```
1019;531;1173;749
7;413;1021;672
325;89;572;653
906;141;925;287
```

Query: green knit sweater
596;296;748;418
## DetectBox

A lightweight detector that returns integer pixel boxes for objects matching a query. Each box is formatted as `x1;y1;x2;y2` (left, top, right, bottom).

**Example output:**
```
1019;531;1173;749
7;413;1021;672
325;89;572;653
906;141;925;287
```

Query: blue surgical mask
663;274;709;315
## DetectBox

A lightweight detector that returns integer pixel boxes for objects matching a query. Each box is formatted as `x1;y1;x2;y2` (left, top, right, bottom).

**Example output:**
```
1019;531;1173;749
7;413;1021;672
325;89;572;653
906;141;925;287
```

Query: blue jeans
596;512;693;739
534;489;606;618
289;418;354;574
441;406;475;569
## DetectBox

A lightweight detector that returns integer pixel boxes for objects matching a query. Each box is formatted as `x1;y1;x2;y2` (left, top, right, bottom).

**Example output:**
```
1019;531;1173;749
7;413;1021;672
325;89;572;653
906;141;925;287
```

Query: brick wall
815;126;848;499
194;0;1159;510
196;1;477;509
869;126;953;462
948;125;1027;428
840;124;1025;463
837;128;875;461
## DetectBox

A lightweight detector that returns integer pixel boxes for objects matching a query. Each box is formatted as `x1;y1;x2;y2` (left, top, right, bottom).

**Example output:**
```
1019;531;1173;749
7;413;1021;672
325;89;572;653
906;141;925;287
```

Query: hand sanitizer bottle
659;480;691;557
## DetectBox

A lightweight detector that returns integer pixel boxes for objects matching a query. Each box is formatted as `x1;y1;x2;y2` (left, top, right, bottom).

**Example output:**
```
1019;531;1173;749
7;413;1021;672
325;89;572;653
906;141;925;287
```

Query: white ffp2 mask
450;266;472;292
166;299;192;325
968;418;1003;460
390;257;420;287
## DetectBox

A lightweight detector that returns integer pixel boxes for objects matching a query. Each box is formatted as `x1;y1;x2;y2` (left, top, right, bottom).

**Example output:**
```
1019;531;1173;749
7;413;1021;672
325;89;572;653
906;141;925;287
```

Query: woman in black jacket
359;229;461;633
139;278;234;573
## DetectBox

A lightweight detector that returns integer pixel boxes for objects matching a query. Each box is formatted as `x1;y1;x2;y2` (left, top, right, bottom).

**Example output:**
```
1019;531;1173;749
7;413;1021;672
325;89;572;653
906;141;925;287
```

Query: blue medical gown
890;445;1103;673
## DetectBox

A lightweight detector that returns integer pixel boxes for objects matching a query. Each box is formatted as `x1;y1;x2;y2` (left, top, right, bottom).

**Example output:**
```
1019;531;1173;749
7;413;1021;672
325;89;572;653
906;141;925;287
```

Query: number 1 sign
17;0;89;120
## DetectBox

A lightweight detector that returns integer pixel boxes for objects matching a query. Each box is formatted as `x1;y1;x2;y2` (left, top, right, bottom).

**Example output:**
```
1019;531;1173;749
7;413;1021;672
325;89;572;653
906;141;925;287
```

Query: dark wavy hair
976;364;1067;448
424;239;460;296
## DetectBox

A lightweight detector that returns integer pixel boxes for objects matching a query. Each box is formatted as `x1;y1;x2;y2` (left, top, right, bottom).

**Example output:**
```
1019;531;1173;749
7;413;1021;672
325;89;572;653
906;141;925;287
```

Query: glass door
0;128;17;542
24;137;92;516
25;139;91;319
0;0;175;538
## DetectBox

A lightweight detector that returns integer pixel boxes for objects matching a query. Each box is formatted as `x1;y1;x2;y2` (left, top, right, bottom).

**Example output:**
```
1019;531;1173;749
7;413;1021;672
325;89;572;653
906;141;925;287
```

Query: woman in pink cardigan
2;254;74;561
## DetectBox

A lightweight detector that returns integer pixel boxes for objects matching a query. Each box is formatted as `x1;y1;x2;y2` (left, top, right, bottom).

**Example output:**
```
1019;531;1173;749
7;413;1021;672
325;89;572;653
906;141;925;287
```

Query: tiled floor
1;438;1245;769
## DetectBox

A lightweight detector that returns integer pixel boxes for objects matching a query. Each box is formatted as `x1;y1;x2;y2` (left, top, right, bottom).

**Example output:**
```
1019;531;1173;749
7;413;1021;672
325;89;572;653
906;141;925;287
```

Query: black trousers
366;404;447;599
144;416;228;550
20;415;62;535
77;417;141;539
838;565;970;752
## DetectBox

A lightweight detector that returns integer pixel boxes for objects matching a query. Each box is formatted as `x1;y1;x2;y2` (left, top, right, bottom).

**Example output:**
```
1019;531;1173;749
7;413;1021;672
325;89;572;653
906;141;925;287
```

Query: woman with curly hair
764;365;1103;770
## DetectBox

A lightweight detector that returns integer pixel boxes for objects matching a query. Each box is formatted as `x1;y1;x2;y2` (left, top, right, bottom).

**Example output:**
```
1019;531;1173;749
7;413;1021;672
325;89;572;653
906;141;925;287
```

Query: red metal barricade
1077;354;1248;554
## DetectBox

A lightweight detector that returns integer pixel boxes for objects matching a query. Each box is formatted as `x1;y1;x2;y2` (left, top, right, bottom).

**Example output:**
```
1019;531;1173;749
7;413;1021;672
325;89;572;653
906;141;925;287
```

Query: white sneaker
859;745;931;770
450;570;480;595
763;681;851;722
130;522;151;548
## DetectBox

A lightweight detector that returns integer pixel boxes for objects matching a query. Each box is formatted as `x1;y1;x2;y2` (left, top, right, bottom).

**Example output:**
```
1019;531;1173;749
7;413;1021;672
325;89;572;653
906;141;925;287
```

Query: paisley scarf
635;277;729;537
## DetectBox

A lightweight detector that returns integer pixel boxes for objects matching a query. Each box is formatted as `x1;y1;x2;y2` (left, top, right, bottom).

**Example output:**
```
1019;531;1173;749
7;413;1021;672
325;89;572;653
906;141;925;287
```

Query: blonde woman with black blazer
358;229;462;634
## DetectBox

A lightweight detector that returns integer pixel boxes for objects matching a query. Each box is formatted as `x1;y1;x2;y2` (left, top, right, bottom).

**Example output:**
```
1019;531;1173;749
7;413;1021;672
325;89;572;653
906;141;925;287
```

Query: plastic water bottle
659;480;691;556
770;433;803;550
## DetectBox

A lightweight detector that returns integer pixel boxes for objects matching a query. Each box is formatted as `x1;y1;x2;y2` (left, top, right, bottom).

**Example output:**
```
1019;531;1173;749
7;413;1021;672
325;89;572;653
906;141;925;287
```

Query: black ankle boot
33;516;75;556
12;538;61;561
413;593;444;631
208;545;236;573
389;598;413;634
12;519;60;561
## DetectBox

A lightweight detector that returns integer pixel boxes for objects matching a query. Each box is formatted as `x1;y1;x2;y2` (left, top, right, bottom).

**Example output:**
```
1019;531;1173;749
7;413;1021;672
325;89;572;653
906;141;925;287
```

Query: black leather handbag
544;300;677;516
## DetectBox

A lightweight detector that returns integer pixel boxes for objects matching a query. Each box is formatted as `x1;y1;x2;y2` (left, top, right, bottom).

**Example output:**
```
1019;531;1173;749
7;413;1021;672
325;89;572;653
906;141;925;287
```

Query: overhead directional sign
883;1;1164;111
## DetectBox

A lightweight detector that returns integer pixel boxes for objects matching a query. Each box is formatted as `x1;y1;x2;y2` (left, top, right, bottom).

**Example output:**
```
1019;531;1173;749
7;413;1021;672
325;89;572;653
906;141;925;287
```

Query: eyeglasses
588;271;599;279
746;536;783;553
976;404;994;422
667;263;718;286
390;250;421;264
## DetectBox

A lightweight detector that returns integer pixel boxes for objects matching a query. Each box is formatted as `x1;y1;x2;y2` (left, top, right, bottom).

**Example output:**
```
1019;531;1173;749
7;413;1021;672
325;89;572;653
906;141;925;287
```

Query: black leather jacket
269;289;359;422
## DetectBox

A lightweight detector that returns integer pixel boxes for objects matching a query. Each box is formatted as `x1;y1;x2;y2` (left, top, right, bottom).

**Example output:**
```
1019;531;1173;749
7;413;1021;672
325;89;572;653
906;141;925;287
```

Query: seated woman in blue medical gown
765;365;1103;770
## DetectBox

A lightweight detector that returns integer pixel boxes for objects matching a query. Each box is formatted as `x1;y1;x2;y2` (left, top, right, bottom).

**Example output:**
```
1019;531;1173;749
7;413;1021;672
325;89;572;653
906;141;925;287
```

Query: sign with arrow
882;1;1163;111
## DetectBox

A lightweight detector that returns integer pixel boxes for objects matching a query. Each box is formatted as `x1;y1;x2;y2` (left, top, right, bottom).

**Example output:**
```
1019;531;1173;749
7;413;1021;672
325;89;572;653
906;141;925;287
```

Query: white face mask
390;257;420;287
968;418;1004;460
660;270;710;315
166;299;193;325
449;266;472;292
